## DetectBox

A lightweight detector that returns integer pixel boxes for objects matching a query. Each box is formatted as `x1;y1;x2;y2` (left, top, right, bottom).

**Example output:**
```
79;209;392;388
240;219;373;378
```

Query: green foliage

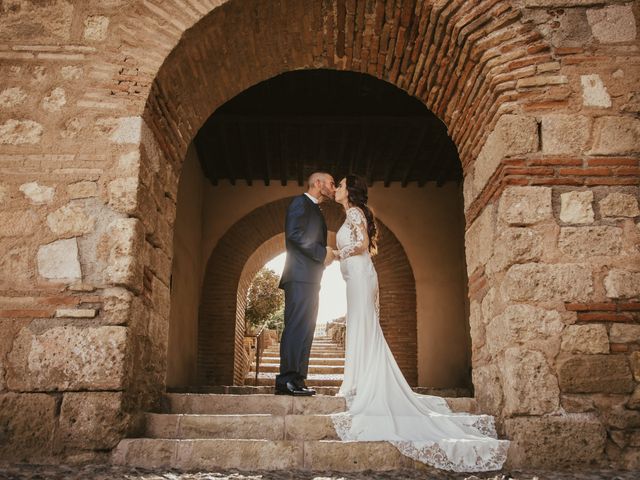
245;267;284;331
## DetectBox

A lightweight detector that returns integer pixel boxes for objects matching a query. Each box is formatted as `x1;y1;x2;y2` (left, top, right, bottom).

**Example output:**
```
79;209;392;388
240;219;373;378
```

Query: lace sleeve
338;207;369;260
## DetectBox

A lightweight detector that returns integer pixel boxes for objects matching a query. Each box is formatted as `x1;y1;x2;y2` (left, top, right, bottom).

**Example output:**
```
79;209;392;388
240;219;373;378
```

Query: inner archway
166;67;470;392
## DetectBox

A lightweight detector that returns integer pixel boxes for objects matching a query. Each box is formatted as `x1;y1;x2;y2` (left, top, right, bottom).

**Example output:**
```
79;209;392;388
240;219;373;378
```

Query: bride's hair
345;174;378;256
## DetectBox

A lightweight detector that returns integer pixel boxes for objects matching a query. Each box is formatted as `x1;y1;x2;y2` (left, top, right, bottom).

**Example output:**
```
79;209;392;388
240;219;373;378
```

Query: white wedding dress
330;207;509;472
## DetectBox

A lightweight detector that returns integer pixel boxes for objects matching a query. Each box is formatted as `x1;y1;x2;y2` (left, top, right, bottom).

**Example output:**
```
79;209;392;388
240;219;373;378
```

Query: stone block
503;263;593;303
57;392;127;450
541;114;591;155
561;324;609;354
502;347;560;416
486;305;563;358
581;74;611;108
303;440;411;471
487;227;543;273
560;191;594;224
108;177;139;214
561;394;595;413
7;325;127;391
609;324;640;343
292;395;346;415
464;204;494;274
111;117;142;144
599;193;640;218
505;415;606;469
586;5;637;44
0;393;57;462
498;186;552;225
604;269;640;299
473;115;538;196
166;393;292;415
0;0;73;42
0;87;27;108
112;438;176;469
590;116;640;155
632;351;640;381
67;181;98;199
83;15;109;42
179;414;284;440
0;119;43;144
472;364;503;417
558;355;634;394
629;386;640;410
0;210;39;237
19;182;55;204
558;226;622;258
285;414;337;440
46;202;95;237
41;87;66;112
55;308;96;318
37;238;82;280
175;439;303;470
105;218;144;293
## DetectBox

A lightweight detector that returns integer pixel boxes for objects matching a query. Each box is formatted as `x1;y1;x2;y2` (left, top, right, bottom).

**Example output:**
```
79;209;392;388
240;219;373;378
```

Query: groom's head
307;172;335;203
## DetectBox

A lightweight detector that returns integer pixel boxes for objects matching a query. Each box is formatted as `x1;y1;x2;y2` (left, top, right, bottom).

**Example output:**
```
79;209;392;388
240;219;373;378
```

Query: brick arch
198;197;417;386
130;0;552;181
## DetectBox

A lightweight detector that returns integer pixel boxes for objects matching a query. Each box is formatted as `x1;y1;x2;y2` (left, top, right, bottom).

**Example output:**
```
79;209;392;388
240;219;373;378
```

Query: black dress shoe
295;380;316;396
275;381;313;396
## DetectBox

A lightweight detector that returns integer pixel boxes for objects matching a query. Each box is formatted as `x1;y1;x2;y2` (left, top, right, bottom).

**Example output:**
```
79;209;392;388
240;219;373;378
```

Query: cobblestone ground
0;464;636;480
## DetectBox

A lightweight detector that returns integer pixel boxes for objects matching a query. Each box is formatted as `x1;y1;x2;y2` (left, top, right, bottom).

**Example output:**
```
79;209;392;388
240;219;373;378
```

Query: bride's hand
333;250;340;259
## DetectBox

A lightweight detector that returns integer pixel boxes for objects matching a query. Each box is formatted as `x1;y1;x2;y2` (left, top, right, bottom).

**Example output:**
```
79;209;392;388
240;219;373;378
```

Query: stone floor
0;464;636;480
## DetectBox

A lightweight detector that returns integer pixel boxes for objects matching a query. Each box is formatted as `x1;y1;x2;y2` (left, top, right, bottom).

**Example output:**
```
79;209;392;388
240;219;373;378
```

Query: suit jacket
279;194;328;287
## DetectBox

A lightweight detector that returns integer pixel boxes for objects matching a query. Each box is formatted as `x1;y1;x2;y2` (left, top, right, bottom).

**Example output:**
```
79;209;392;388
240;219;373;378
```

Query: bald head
307;171;335;203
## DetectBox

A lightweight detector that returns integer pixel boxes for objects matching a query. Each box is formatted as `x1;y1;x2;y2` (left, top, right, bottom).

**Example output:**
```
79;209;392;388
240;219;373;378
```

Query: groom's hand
324;246;335;266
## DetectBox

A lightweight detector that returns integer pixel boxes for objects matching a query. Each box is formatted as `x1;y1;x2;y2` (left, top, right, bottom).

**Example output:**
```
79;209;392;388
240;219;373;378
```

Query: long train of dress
330;207;509;472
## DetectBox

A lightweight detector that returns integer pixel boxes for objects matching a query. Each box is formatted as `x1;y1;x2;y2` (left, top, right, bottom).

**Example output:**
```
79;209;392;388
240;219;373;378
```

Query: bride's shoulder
346;206;366;223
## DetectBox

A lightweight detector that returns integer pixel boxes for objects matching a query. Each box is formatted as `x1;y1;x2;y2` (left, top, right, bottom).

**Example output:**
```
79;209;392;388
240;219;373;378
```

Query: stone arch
197;197;417;386
126;0;551;183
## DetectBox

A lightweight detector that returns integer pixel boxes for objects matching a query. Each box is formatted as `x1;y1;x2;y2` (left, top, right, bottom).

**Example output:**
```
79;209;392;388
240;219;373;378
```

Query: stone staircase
244;335;345;388
111;393;481;471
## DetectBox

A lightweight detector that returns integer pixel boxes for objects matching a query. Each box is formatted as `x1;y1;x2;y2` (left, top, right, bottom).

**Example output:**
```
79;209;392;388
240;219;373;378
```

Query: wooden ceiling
194;69;462;187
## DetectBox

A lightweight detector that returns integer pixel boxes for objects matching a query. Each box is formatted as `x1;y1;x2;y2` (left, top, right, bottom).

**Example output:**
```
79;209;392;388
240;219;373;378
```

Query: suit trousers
276;281;321;388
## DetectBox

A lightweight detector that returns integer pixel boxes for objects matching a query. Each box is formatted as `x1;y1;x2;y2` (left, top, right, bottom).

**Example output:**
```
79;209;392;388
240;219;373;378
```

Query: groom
276;172;336;396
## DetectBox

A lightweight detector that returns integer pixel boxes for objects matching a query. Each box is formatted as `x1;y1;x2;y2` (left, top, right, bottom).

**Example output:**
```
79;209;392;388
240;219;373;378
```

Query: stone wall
0;0;638;469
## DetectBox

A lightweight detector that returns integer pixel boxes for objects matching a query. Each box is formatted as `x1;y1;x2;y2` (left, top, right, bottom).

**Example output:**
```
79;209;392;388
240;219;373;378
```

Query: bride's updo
345;174;378;256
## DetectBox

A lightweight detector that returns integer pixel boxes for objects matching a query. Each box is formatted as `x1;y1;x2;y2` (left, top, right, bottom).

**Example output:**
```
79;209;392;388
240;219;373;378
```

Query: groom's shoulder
289;194;308;208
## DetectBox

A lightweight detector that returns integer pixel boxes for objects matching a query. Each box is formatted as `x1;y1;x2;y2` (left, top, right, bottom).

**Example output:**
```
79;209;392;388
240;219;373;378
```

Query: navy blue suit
276;194;327;389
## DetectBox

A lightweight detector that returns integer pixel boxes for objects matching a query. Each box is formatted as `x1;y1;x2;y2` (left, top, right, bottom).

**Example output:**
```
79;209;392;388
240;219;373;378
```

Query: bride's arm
337;208;369;259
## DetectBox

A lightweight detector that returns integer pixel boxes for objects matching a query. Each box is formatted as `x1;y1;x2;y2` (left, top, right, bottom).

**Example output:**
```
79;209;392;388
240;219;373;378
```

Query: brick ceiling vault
125;0;550;178
198;197;418;386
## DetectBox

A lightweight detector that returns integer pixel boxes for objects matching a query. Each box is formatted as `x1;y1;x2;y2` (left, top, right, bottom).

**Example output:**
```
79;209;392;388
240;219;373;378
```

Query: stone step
260;351;344;358
262;348;344;355
167;385;340;396
255;357;345;366
163;393;478;416
164;393;346;415
251;363;344;374
245;373;343;387
145;413;338;440
112;438;418;471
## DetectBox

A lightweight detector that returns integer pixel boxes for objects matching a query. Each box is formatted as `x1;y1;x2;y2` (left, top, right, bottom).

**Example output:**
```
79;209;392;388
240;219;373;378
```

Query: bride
329;174;509;473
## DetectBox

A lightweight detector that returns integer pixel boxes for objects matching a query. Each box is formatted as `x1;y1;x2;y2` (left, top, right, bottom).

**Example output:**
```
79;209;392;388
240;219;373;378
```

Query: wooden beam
237;121;253;186
400;125;427;187
216;123;236;186
419;134;446;187
279;125;288;186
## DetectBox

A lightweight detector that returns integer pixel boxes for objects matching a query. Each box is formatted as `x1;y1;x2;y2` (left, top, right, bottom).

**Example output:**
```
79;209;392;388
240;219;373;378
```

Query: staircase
244;335;345;389
112;393;481;471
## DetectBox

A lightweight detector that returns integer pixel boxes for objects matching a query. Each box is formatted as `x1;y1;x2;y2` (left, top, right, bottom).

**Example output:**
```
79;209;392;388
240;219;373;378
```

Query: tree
245;267;284;332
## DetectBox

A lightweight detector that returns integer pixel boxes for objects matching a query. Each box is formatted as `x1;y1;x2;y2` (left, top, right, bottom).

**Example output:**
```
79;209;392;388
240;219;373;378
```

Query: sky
265;252;347;325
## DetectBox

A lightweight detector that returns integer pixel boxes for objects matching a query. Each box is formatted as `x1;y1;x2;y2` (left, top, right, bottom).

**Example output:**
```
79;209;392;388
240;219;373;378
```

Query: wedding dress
330;207;509;472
